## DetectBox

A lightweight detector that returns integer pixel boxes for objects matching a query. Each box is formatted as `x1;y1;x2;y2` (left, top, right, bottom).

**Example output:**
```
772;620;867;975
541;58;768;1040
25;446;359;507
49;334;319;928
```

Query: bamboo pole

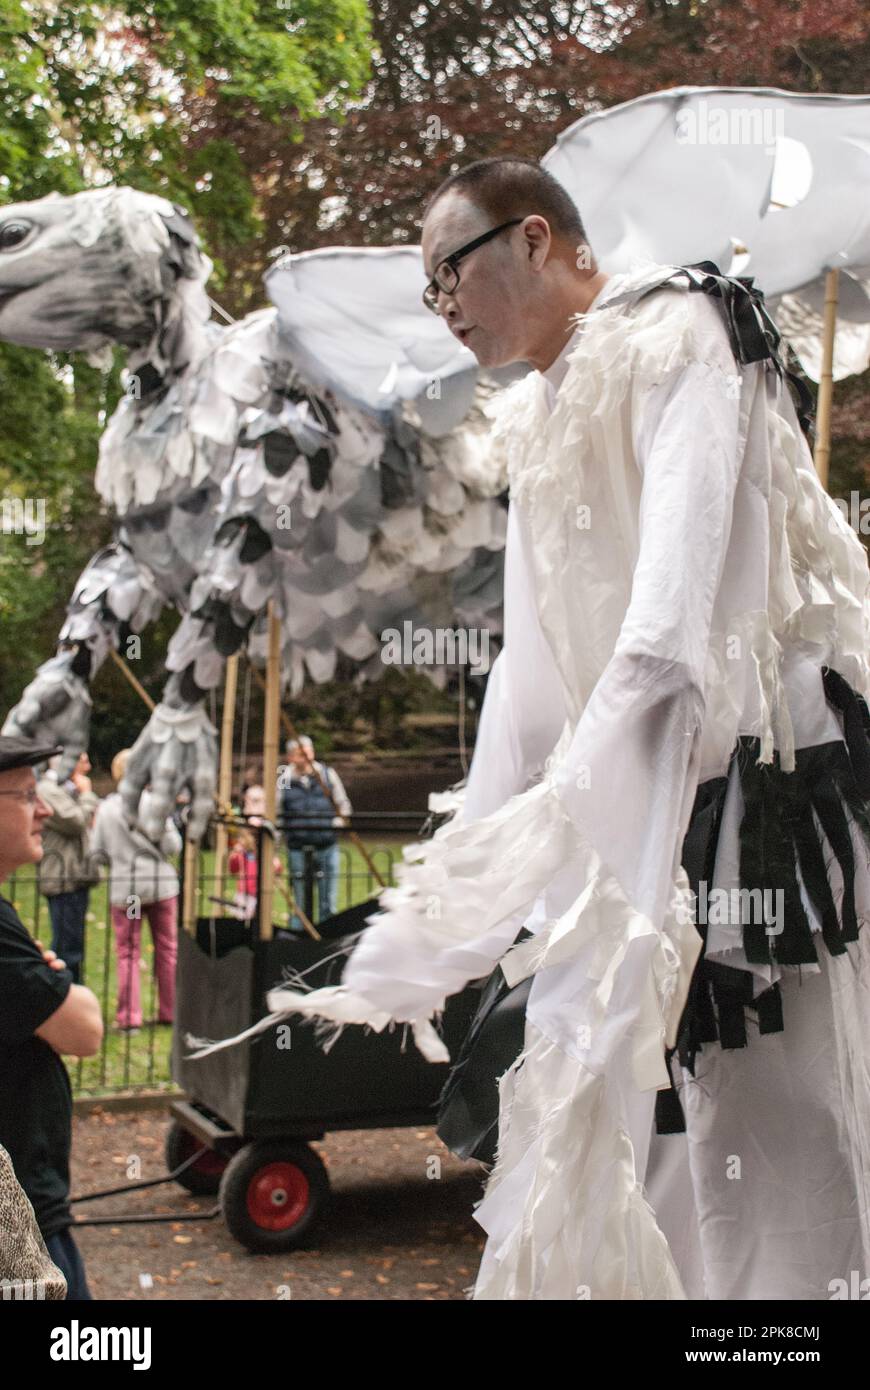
259;601;282;942
213;654;239;897
274;874;321;941
244;655;387;889
215;813;322;938
108;620;384;920
108;647;156;711
181;837;198;935
813;267;839;493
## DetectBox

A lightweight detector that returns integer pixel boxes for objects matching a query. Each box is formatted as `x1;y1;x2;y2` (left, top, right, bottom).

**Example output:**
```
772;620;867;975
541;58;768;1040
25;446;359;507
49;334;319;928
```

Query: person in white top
90;749;182;1031
193;157;870;1303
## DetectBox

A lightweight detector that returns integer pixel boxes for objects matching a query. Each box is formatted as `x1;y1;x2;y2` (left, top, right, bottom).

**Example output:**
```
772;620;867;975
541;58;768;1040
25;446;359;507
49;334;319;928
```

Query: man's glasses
0;788;42;805
423;217;524;313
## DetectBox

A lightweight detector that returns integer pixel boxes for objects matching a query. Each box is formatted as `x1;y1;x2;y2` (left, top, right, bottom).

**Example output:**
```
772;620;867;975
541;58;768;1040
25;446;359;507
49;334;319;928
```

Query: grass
5;838;407;1097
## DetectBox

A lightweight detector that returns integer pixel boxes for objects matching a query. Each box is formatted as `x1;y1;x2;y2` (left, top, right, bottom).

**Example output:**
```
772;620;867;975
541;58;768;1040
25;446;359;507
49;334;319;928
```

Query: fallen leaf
173;1235;193;1245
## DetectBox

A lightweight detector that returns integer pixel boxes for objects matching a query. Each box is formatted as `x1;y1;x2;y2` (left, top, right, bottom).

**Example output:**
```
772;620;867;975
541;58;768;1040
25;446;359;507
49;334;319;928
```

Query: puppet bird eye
0;220;34;251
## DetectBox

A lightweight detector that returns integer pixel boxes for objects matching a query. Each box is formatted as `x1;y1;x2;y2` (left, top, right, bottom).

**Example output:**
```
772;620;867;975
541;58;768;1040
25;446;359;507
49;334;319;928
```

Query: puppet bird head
0;186;213;373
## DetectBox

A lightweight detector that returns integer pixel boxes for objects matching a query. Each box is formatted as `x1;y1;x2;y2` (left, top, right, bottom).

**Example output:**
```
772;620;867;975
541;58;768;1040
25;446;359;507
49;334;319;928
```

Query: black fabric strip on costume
657;664;870;1134
435;665;870;1156
617;259;817;439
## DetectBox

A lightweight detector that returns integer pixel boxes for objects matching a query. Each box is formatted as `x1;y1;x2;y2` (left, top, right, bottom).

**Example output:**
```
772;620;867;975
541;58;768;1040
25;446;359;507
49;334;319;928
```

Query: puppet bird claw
0;648;93;779
120;700;218;842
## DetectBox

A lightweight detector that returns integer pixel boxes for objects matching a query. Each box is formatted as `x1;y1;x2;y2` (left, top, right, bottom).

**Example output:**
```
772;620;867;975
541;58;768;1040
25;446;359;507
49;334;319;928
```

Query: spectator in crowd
280;736;352;929
227;784;283;921
89;748;181;1033
0;734;103;1300
36;751;100;984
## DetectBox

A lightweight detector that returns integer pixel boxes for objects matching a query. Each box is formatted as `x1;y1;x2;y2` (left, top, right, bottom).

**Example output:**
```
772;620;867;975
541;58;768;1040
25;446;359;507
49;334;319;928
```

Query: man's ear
521;215;552;269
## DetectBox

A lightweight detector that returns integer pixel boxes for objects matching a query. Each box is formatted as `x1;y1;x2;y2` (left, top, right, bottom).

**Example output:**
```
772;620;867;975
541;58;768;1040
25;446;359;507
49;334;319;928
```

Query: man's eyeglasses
0;788;42;805
423;217;524;313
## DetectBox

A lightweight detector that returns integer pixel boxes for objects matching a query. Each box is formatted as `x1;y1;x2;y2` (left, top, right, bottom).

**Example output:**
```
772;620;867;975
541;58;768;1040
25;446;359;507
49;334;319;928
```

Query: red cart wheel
220;1142;330;1253
165;1120;230;1196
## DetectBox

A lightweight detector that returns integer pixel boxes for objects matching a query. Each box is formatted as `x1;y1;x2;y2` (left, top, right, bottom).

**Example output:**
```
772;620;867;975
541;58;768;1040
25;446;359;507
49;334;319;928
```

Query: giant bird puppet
0;187;511;839
5;89;870;844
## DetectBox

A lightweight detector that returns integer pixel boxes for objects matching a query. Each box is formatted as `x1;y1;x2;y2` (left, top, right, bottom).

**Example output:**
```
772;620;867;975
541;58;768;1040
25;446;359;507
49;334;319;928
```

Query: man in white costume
199;158;870;1301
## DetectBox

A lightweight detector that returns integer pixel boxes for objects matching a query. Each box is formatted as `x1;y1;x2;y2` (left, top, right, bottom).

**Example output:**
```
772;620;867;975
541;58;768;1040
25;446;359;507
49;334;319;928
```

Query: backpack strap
599;260;816;440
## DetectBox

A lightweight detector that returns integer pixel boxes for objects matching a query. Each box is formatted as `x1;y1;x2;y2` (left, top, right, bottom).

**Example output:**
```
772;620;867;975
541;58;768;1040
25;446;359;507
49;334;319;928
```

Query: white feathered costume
193;262;870;1300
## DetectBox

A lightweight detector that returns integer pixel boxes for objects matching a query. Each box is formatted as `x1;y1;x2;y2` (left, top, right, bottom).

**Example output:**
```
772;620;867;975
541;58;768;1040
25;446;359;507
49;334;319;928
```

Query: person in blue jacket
279;737;352;930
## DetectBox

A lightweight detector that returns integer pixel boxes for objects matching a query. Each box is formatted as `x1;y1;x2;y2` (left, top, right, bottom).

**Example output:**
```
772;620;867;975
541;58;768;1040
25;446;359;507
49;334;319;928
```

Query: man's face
0;767;52;869
289;746;312;772
421;190;546;369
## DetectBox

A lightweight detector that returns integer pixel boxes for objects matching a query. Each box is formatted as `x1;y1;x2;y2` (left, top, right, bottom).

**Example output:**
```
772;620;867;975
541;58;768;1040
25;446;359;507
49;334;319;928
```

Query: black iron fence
3;809;435;1097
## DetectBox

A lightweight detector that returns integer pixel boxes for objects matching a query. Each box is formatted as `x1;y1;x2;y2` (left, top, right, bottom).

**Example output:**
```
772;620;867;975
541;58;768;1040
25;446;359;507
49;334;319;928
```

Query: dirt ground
70;1105;487;1301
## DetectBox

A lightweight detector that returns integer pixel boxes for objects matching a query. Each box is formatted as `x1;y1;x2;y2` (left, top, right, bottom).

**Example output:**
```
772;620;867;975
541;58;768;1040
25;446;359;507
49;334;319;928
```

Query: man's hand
71;770;92;795
33;939;68;973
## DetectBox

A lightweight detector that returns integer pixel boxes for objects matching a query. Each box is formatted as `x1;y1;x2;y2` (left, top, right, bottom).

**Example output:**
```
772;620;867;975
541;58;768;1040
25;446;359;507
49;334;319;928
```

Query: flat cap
0;735;64;775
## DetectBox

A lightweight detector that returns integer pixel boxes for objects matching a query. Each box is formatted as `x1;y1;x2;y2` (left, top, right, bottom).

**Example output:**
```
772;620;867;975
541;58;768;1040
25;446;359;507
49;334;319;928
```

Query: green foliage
0;0;373;751
0;342;109;711
142;0;372;116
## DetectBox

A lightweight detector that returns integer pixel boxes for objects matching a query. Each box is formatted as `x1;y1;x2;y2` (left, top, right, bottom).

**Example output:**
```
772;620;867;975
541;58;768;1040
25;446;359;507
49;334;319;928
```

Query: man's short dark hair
423;157;589;252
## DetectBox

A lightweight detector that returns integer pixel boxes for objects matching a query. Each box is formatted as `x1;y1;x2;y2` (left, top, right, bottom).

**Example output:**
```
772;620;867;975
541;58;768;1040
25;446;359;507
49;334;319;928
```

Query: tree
0;0;373;722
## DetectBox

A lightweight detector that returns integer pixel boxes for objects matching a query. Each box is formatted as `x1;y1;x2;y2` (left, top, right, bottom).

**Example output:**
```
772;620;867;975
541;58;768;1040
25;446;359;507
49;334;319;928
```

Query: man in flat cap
0;735;103;1299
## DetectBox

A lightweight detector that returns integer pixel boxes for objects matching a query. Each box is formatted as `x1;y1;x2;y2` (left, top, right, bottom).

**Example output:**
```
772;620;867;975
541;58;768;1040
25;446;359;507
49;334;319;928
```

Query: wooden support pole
213;654;239;897
181;837;198;935
813;267;839;493
244;655;387;889
274;875;321;941
259;602;282;942
108;647;156;712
